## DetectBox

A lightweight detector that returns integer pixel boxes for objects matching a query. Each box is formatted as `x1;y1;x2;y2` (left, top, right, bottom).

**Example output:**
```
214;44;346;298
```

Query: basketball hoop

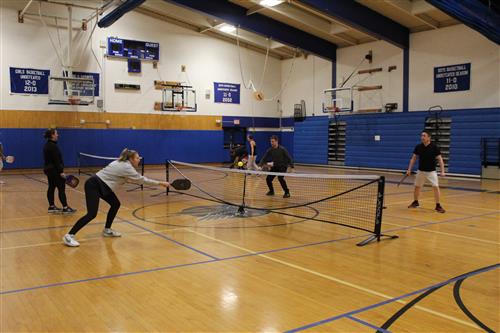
253;91;264;101
325;106;341;112
68;97;81;105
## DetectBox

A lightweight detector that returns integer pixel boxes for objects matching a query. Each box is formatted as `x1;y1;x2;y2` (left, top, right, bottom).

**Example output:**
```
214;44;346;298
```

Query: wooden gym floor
0;165;498;332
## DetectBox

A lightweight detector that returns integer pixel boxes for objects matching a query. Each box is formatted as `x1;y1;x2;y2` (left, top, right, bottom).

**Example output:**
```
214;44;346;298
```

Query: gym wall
0;0;288;168
287;24;499;175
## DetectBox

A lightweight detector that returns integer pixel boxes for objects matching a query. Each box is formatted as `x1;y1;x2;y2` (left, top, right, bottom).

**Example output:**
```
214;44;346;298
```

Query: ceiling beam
134;6;288;59
414;13;439;29
425;0;500;45
382;0;438;29
246;1;355;45
246;5;266;16
162;0;337;60
295;0;409;48
98;0;145;28
412;0;436;15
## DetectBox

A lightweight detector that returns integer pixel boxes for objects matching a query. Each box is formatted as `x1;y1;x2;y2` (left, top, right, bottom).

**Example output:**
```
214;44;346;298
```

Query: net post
237;172;247;216
357;176;398;246
165;159;170;196
374;176;385;239
77;153;81;176
141;157;144;191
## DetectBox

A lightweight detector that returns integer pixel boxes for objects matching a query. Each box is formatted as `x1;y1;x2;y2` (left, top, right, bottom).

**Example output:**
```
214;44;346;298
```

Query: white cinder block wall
409;24;500;111
336;40;404;113
0;0;281;117
280;24;499;115
280;55;332;118
2;0;498;119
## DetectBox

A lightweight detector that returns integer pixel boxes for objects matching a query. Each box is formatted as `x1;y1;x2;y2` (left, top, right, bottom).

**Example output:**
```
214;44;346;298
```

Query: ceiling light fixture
259;0;283;7
218;23;236;33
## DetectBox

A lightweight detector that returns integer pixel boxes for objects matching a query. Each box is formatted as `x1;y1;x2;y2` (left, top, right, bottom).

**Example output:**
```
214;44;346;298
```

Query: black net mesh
167;161;384;234
78;153;144;176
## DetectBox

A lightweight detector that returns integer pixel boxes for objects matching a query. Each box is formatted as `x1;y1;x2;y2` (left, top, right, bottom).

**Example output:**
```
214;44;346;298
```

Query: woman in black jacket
43;129;76;214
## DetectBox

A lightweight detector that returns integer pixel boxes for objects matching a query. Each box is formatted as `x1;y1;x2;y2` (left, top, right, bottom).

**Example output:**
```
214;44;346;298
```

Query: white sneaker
103;228;122;237
63;234;80;247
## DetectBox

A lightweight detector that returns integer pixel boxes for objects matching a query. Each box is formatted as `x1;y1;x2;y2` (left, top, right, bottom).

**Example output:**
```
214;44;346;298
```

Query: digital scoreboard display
107;37;159;60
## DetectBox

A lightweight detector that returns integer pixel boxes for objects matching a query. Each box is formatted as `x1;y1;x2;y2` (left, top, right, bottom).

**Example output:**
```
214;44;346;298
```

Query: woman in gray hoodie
63;148;169;247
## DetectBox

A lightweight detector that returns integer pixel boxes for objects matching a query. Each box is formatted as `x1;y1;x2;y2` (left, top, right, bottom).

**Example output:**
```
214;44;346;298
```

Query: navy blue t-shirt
413;143;441;171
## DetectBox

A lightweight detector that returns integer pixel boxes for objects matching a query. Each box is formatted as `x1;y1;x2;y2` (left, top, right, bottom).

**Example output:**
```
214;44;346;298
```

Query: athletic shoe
63;234;80;247
435;204;445;213
103;228;122;237
283;192;290;198
266;191;275;196
62;207;77;214
48;205;62;213
408;200;419;208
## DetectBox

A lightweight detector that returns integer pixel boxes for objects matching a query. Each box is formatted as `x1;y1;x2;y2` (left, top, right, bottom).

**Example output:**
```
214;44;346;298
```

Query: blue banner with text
434;63;471;93
214;82;240;104
10;67;50;95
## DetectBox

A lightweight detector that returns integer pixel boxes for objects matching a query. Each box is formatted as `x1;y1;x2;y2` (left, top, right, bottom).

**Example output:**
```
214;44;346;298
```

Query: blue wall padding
221;116;295;128
280;132;294;161
340;108;500;174
0;127;292;170
290;108;499;175
293;116;329;164
2;109;497;175
0;128;227;169
447;109;499;174
341;112;427;170
222;116;278;128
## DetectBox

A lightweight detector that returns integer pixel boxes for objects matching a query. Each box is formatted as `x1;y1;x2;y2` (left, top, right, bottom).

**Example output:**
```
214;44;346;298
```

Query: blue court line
0;259;216;295
283;264;500;333
0;221;113;234
383;210;500;234
0;233;366;296
1;223;79;234
222;233;368;261
347;315;392;333
385;179;498;194
1;209;497;295
121;219;220;260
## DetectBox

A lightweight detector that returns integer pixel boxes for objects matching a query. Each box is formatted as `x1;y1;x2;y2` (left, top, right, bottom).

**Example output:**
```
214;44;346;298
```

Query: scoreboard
107;37;159;61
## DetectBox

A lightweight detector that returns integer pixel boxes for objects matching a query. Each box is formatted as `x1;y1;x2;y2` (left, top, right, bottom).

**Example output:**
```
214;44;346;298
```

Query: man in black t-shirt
406;131;446;213
259;135;294;198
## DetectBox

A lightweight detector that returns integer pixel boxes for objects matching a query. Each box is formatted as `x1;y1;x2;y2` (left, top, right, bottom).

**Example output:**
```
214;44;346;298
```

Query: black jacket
260;145;294;169
43;140;64;174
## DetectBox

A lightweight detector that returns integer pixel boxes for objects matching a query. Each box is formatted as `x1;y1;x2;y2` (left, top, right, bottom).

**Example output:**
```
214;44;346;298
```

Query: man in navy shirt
406;131;446;213
259;135;294;198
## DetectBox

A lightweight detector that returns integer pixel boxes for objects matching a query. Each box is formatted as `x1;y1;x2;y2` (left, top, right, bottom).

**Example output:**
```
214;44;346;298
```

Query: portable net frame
166;160;397;246
77;152;146;191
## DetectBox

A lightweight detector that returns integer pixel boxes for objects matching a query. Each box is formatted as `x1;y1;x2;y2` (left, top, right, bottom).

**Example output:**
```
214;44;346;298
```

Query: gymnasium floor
0;165;498;332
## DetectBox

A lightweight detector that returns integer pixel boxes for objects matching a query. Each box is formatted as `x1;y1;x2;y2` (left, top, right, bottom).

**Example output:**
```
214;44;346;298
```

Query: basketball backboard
323;87;353;113
161;84;197;112
48;76;95;105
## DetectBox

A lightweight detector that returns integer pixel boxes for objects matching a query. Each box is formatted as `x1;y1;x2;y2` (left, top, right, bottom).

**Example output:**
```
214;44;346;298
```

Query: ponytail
118;148;138;162
44;128;57;139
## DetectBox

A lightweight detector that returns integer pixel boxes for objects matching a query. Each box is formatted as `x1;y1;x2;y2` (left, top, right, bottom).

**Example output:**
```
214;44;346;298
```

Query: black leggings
69;176;120;235
266;166;289;193
46;171;68;207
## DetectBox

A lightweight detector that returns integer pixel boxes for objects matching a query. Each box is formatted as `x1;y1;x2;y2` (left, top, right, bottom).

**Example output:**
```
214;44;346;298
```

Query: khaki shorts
415;170;439;187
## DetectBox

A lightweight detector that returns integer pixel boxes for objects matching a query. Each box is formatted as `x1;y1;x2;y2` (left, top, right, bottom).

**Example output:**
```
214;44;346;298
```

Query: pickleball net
77;152;146;191
166;160;397;246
